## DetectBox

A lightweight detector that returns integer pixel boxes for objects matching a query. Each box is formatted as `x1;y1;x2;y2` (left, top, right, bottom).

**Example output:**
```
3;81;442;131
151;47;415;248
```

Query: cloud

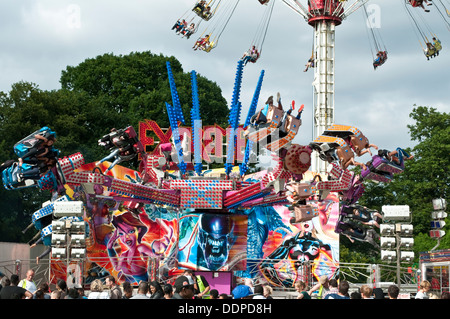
0;0;448;153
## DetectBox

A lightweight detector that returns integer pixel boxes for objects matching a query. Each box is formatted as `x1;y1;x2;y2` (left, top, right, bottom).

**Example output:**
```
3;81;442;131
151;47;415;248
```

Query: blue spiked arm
244;70;265;128
225;60;244;176
190;70;203;175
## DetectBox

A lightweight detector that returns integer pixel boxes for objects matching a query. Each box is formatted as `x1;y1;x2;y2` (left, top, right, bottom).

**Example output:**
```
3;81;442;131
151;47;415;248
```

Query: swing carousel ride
1;0;448;288
172;0;448;174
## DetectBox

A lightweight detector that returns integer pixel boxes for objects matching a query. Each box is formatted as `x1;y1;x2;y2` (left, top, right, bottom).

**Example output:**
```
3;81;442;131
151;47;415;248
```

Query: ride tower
282;0;368;174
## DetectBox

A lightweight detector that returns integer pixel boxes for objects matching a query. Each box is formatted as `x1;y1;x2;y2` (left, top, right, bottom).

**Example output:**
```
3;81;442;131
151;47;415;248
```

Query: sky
0;0;449;165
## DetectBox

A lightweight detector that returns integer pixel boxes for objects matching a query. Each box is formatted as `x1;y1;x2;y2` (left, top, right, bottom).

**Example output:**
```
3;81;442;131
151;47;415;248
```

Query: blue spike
190;70;203;176
225;61;245;175
230;60;244;111
165;102;187;175
244;70;265;128
239;139;254;176
166;61;185;125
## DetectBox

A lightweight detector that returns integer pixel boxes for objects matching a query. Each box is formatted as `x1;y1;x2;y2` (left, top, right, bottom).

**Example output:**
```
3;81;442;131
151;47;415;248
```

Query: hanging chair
192;0;221;21
241;0;275;64
194;0;240;53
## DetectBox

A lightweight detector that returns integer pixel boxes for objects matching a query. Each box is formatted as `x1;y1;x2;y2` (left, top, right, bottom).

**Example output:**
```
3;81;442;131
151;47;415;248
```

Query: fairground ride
281;0;370;175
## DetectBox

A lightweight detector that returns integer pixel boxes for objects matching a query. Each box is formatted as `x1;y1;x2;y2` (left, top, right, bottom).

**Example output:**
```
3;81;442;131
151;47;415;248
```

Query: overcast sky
0;0;449;162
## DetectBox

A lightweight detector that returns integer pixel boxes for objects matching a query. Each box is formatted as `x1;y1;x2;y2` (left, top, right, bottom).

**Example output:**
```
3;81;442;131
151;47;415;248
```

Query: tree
341;106;450;263
402;106;450;252
0;52;231;242
60;51;230;129
0;82;69;242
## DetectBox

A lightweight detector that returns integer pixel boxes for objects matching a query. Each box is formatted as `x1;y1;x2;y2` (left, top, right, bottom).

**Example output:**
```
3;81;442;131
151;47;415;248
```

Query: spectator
295;281;311;299
373;287;385;299
149;280;164;299
56;279;68;299
232;285;254;299
18;269;37;294
209;289;219;299
263;285;273;299
308;275;330;299
34;289;45;299
324;280;350;299
244;278;254;293
415;280;431;299
328;279;339;295
76;286;88;299
88;279;110;299
360;285;374;299
387;284;399;299
105;275;122;299
183;270;210;299
350;291;361;299
1;276;10;289
0;271;5;292
441;291;450;299
34;282;51;299
131;281;150;299
429;292;440;299
173;275;195;299
122;282;134;299
51;290;62;299
163;284;174;299
0;274;32;299
66;288;81;299
253;285;266;299
219;293;231;299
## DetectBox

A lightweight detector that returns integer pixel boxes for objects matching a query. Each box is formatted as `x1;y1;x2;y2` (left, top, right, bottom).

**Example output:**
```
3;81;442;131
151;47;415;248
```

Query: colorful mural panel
61;162;179;284
178;212;248;271
49;160;339;288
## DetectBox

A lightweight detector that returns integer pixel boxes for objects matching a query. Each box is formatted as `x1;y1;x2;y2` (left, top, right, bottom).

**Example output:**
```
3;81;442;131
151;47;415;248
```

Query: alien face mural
198;214;235;270
178;212;247;271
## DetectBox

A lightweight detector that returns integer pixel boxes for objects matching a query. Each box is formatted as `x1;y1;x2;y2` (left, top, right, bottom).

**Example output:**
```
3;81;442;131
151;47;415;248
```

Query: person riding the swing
181;23;196;39
424;41;437;60
193;34;210;51
373;51;387;70
433;37;442;56
304;56;315;72
241;46;259;65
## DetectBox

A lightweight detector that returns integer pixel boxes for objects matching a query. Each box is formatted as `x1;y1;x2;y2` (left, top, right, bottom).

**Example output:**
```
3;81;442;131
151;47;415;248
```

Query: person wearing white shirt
18;269;37;295
252;285;266;299
415;280;431;299
88;279;110;299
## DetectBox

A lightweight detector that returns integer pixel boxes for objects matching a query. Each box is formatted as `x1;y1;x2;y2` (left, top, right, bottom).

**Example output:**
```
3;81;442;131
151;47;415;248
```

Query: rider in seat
424;42;437;60
373;51;387;70
193;35;211;51
171;19;187;34
181;23;196;39
433;37;442;56
241;46;260;66
410;0;432;12
304;56;315;72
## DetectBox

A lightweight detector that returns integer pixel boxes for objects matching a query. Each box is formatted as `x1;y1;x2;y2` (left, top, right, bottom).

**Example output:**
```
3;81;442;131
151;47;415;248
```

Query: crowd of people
1;269;449;300
293;275;450;300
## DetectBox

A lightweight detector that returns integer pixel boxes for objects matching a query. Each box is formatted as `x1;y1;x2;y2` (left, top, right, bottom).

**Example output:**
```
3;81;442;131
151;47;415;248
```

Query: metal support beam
311;20;335;174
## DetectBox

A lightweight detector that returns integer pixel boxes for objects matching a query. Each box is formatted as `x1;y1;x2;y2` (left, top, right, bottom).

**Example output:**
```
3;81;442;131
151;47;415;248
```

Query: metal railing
0;259;50;289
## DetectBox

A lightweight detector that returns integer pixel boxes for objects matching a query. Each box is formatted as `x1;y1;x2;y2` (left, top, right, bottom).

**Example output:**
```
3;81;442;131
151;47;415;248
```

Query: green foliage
60;51;229;128
339;238;377;264
341;106;450;263
0;51;230;243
